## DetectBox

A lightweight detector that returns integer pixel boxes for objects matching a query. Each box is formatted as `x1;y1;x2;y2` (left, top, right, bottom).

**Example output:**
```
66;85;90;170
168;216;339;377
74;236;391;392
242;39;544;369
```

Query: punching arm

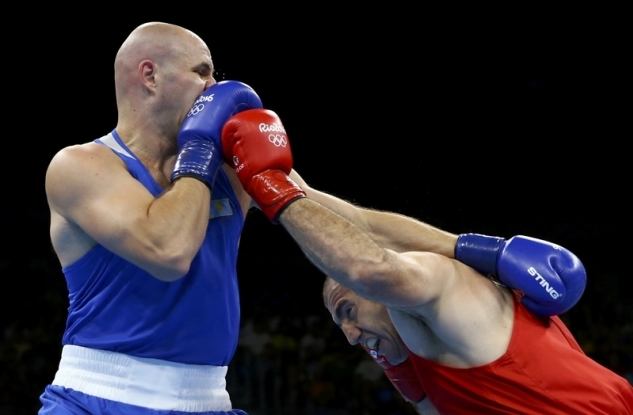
289;170;457;257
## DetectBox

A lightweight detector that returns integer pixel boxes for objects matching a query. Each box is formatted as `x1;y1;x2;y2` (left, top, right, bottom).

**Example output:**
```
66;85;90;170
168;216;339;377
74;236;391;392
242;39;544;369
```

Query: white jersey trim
99;132;136;160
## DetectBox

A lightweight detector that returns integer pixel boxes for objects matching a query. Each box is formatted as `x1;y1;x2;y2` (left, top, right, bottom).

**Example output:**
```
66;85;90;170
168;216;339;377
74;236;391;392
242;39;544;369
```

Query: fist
221;109;305;222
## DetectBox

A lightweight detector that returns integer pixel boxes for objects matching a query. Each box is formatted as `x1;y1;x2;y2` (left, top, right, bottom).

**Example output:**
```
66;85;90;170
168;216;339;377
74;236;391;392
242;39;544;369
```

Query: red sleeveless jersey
410;294;633;414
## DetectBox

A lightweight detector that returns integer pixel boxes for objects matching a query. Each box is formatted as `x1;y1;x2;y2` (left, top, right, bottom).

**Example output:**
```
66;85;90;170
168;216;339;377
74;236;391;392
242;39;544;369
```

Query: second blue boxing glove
455;234;587;316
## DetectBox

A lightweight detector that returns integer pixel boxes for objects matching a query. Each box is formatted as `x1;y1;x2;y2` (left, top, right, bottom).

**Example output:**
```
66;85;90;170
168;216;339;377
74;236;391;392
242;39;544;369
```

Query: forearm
359;209;457;257
149;178;211;251
290;170;457;256
279;198;396;301
123;178;211;280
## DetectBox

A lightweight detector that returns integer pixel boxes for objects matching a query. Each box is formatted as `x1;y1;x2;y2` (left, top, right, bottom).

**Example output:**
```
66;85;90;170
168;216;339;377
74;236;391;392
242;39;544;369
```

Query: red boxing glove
221;109;306;223
361;345;426;403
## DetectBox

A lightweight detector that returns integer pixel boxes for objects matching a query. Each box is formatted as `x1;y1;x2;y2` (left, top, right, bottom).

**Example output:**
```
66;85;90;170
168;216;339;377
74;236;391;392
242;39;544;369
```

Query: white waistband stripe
52;345;231;412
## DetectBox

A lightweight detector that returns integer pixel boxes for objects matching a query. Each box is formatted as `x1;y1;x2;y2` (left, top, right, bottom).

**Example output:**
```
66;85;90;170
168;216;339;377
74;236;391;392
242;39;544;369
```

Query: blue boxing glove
171;80;263;188
455;234;587;316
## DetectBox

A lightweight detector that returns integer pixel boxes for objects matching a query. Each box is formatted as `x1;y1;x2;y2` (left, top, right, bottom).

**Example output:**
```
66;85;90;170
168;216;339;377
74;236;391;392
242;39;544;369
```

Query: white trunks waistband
52;345;232;412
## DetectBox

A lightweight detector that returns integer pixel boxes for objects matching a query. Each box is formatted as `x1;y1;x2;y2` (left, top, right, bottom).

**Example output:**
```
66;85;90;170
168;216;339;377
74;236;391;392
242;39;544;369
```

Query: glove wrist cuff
246;170;307;224
455;233;505;275
171;139;223;189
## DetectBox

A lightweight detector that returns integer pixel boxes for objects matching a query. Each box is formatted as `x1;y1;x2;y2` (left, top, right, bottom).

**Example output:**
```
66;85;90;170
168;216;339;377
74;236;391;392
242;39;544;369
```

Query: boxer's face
160;35;217;127
324;280;408;365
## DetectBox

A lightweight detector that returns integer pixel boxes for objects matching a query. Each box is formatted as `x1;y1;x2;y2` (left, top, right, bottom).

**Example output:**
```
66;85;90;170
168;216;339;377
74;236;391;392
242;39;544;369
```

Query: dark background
2;6;630;414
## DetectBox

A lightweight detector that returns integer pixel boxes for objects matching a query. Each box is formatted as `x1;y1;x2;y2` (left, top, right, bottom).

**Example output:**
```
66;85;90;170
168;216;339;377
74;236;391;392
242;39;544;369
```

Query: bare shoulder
389;250;461;307
436;260;515;336
45;142;126;212
392;254;515;366
396;251;509;310
46;142;135;266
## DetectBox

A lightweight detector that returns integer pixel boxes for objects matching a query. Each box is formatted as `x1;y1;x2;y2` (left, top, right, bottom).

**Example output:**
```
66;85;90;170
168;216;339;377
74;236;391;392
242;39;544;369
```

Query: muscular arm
280;197;509;363
289;170;457;257
279;197;454;308
46;143;210;281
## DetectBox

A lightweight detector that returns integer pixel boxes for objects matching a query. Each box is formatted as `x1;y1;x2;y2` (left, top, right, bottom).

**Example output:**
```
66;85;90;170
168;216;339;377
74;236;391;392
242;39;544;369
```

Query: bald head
112;22;215;137
114;22;210;100
116;22;203;71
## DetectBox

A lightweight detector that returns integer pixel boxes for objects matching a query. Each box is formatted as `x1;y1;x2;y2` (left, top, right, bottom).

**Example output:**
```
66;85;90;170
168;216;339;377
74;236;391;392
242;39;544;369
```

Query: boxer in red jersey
219;112;633;414
323;279;633;414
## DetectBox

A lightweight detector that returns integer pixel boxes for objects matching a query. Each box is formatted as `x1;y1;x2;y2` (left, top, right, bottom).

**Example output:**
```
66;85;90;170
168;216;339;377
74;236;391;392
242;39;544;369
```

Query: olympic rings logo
268;134;287;147
187;104;205;117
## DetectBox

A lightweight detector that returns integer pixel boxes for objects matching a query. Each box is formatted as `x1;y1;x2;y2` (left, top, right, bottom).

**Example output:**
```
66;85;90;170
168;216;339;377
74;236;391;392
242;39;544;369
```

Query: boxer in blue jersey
39;22;261;414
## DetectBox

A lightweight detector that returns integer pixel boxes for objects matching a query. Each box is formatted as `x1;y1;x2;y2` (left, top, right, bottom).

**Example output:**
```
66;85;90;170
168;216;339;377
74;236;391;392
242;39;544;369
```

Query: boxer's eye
193;63;213;78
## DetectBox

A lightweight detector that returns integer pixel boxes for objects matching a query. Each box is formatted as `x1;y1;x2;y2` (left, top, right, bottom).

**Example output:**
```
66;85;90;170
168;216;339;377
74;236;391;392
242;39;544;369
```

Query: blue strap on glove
455;233;587;316
171;80;263;188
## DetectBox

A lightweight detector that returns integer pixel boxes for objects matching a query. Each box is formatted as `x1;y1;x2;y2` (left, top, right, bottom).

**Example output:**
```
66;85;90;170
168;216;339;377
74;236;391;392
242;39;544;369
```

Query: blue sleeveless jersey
61;130;244;366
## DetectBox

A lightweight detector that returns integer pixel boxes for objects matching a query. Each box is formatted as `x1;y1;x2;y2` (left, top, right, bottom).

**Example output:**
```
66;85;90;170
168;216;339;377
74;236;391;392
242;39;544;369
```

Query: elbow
154;265;190;282
345;254;393;300
148;249;195;282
